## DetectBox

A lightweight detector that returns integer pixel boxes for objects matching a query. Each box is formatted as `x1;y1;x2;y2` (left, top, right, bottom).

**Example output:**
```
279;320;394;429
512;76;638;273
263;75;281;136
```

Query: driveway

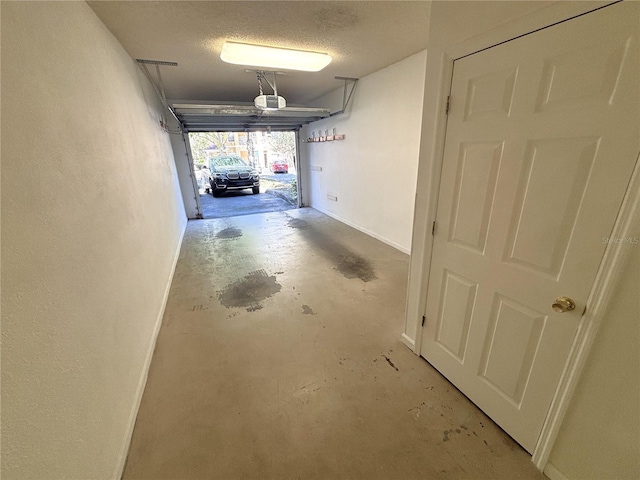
200;190;295;219
260;172;296;184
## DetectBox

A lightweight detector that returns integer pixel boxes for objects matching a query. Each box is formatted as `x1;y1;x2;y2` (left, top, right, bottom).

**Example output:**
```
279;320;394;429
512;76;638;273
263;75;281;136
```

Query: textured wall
1;2;187;479
301;51;427;254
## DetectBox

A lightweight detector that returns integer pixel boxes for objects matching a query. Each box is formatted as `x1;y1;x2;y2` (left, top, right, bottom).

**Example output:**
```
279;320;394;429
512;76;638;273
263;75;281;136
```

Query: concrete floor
123;208;546;480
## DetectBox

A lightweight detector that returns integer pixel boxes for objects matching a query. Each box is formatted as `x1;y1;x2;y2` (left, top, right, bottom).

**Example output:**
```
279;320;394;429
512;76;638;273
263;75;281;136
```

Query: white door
421;3;639;453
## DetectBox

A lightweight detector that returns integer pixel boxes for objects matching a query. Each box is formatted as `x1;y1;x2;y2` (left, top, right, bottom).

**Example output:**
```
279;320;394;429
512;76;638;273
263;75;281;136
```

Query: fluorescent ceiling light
220;41;332;72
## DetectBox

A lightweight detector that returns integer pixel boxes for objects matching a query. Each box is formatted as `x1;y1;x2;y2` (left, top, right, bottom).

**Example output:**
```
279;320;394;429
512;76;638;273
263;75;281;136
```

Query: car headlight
213;173;225;179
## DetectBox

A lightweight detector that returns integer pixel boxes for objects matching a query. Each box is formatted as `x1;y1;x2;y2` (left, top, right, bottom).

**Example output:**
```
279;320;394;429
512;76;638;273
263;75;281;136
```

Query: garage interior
2;2;638;480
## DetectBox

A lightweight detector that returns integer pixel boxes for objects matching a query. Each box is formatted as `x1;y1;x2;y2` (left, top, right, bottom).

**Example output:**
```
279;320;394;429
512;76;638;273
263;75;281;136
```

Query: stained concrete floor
124;208;546;480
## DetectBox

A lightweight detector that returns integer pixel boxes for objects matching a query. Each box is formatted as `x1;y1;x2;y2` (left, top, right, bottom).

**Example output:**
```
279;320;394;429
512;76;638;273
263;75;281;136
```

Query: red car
270;160;289;174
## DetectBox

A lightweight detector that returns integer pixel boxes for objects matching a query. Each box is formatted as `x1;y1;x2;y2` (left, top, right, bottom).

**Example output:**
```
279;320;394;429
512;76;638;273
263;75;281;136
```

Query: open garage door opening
189;131;299;219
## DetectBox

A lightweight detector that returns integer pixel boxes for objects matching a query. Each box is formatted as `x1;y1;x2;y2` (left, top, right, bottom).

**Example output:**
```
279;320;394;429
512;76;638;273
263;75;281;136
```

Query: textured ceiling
88;1;430;106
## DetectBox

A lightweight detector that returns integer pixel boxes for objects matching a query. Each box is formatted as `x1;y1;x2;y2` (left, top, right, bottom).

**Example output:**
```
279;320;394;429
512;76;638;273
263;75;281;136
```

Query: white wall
300;51;427;254
1;2;187;479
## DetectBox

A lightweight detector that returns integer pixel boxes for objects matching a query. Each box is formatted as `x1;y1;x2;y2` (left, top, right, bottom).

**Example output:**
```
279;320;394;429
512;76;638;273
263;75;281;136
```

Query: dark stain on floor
216;227;243;239
218;270;281;311
383;355;399;371
287;214;377;282
301;305;316;315
287;218;309;229
336;253;377;282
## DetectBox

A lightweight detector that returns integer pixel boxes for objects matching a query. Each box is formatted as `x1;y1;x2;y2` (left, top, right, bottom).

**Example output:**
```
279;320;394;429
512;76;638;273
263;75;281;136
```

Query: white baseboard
401;332;416;351
310;205;411;255
113;219;187;479
544;462;570;480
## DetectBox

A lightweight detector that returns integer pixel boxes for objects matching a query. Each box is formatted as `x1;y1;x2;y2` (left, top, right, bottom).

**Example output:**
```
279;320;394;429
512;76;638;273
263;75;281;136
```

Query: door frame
403;0;636;470
295;129;303;207
182;132;203;219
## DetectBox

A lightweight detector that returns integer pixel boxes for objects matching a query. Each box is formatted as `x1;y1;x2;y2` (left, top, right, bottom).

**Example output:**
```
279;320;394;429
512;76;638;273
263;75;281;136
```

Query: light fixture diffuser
220;41;332;72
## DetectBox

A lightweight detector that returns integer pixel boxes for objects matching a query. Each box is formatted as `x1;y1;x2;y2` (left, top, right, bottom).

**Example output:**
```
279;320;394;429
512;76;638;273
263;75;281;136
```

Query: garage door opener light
221;41;332;72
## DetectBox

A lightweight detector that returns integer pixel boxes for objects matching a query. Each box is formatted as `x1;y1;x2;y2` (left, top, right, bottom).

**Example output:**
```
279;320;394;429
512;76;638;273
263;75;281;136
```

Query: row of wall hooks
304;128;345;143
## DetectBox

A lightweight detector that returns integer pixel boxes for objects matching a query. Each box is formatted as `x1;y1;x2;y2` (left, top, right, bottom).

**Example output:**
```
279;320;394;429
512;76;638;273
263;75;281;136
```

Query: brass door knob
552;296;576;313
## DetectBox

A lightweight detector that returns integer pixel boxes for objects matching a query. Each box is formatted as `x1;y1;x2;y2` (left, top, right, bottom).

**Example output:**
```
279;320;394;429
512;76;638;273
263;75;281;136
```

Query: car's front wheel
211;180;221;197
252;186;260;194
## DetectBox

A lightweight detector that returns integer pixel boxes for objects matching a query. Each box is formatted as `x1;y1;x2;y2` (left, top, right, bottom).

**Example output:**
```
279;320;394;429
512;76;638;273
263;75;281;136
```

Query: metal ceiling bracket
135;58;183;131
256;71;279;97
331;76;359;117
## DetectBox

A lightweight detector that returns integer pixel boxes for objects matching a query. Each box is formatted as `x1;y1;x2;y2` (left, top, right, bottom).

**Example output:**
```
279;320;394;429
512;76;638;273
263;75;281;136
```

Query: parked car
207;155;260;196
270;160;289;174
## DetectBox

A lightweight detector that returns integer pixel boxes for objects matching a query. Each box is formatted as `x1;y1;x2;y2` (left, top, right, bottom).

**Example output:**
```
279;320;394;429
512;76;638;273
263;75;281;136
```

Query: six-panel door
421;2;639;452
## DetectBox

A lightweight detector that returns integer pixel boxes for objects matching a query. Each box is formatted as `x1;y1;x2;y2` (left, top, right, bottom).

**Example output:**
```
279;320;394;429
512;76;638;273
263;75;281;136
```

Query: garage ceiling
88;1;430;129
